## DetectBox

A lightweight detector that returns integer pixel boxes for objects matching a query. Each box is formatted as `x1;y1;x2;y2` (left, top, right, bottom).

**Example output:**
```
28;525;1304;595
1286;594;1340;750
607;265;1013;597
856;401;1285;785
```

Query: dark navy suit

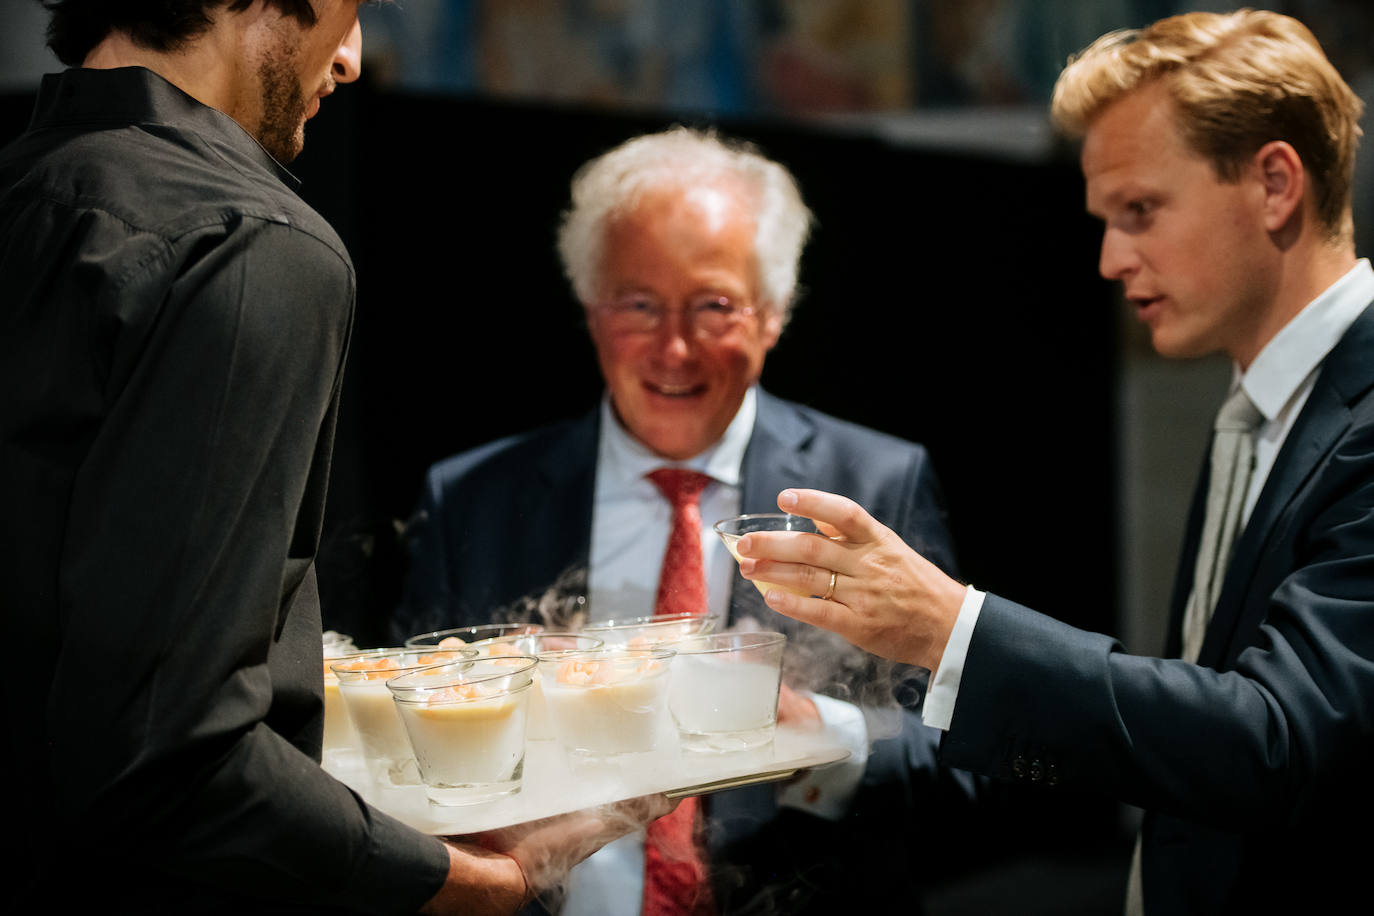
941;303;1374;913
396;388;980;914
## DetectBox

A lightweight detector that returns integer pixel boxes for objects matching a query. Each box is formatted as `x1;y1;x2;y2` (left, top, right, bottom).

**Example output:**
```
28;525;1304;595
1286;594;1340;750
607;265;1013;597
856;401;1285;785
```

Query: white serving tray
326;724;850;835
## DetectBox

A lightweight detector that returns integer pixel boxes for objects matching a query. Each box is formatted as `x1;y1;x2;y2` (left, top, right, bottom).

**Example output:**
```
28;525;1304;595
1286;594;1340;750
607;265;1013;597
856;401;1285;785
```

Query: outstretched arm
735;488;967;671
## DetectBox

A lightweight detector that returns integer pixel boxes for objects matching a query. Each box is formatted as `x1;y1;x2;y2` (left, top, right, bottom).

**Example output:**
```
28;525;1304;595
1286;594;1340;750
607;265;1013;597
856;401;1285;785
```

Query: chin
640;431;711;461
1150;332;1215;362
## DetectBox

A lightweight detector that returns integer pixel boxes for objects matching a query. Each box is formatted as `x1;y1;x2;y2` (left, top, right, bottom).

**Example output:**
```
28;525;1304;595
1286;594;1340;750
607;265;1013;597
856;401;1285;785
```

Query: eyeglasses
595;293;757;339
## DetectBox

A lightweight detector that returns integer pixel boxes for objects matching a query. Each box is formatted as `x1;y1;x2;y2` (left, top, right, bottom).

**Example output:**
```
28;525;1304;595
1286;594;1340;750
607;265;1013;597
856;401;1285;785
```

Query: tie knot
647;468;713;507
1215;386;1263;432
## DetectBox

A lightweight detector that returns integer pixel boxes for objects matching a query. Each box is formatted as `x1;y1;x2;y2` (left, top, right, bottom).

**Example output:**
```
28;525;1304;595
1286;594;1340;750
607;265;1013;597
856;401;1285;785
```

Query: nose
332;19;362;84
1097;226;1137;281
654;310;695;363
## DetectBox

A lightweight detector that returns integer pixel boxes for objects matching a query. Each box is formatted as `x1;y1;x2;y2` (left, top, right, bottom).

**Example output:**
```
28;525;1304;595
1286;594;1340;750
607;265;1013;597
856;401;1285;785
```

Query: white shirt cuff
776;692;869;820
921;585;985;731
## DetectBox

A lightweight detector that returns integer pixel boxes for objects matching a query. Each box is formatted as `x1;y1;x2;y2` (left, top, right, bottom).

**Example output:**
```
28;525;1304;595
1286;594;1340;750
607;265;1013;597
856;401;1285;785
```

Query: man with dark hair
0;2;665;912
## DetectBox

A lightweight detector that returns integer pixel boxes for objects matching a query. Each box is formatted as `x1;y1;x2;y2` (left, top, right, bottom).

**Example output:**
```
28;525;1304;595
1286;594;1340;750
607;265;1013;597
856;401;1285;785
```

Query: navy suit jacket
940;303;1374;913
397;389;980;913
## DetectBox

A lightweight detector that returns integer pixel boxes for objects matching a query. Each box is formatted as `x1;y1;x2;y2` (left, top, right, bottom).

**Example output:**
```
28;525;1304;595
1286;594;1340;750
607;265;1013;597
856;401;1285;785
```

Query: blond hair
1052;9;1363;242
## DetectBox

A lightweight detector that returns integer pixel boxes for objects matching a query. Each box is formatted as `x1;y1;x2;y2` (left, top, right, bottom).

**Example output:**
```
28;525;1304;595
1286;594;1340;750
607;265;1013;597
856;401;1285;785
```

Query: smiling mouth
645;381;706;398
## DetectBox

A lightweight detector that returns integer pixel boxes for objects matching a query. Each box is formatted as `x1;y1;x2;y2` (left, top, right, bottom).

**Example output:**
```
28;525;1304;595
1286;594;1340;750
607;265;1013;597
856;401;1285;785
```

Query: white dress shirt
562;386;870;916
922;259;1374;732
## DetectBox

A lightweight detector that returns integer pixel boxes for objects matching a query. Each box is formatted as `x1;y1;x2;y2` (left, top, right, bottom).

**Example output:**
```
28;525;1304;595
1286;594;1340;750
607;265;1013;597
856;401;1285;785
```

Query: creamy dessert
321;634;362;756
388;657;537;805
331;650;469;787
470;634;605;741
393;684;530;804
539;649;674;756
321;662;355;753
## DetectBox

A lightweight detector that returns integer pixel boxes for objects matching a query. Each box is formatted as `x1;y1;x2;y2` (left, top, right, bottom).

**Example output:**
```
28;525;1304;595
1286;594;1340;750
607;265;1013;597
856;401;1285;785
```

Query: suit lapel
506;408;599;620
730;392;815;625
1197;302;1374;665
739;390;813;513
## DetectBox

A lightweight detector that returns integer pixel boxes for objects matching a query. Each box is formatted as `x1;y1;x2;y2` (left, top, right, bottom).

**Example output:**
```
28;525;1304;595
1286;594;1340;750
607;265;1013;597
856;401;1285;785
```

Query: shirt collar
1239;259;1374;420
597;386;758;496
30;66;302;191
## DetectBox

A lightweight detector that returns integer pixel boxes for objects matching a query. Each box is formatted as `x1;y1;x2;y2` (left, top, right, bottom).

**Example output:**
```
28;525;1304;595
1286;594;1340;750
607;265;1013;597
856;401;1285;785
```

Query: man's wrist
421;842;527;916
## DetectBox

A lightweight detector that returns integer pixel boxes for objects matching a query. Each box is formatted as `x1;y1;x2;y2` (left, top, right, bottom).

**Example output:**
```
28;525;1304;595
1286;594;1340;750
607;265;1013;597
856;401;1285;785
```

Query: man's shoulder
758;391;931;460
0;95;345;262
426;411;598;492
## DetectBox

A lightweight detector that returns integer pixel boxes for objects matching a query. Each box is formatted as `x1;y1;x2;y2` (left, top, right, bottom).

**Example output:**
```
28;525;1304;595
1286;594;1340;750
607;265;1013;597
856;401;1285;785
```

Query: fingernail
779;490;798;509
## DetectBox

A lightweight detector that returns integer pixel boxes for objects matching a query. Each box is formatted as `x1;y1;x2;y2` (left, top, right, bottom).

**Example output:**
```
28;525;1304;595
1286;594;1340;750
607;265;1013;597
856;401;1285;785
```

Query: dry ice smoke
494;563;592;632
472;793;677;910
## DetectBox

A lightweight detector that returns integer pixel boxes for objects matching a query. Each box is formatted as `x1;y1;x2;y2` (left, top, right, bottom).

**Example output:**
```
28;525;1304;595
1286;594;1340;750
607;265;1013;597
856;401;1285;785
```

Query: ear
760;308;783;351
1253;140;1306;233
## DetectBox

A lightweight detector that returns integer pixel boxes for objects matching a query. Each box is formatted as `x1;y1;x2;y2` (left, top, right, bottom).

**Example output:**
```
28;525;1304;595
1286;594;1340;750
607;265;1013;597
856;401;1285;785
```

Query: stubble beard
254;45;312;163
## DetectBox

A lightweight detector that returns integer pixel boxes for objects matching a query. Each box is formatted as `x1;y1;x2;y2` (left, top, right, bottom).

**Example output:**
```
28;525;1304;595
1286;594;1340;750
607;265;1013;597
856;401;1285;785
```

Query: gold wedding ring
820;570;837;601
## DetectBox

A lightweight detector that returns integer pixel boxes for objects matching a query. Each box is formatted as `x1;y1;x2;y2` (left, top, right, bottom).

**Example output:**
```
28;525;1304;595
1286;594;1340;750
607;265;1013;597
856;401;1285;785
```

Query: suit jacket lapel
1196;302;1374;665
505;407;599;620
731;391;815;623
739;389;812;513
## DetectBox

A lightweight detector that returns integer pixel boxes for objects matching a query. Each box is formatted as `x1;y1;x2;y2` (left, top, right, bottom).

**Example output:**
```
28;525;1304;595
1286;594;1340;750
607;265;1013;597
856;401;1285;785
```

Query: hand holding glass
714;513;825;597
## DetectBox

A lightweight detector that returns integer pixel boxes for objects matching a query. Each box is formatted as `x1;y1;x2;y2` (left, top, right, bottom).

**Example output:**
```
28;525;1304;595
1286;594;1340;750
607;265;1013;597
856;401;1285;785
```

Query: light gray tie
1124;385;1263;916
1180;386;1264;664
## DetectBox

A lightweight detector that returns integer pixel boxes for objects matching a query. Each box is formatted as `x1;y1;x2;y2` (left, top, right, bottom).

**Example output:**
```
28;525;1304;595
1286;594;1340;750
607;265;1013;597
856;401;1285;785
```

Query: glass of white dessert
330;647;476;788
321;645;393;766
661;631;787;752
387;655;538;806
321;632;360;759
403;621;544;649
467;633;606;740
713;513;826;598
538;647;676;758
580;612;721;648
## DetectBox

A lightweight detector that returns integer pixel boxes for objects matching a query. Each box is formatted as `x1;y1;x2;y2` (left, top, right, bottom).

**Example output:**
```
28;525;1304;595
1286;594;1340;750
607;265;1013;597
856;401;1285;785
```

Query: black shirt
0;67;448;913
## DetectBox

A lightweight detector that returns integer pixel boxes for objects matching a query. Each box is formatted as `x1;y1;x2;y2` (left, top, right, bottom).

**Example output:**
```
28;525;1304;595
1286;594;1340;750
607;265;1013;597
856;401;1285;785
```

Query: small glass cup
663;631;787;752
538;647;676;757
387;656;538;806
467;633;606;740
331;647;476;787
580;612;721;647
713;513;825;598
322;646;394;762
403;621;545;649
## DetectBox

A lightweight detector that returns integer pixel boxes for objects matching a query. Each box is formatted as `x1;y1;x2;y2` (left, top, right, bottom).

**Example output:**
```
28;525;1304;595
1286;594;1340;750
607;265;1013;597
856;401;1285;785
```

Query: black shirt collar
30;66;302;191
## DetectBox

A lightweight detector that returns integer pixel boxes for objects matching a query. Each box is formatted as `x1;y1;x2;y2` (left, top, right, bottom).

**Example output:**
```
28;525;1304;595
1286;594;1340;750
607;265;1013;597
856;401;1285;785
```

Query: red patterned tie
643;467;714;916
647;468;713;617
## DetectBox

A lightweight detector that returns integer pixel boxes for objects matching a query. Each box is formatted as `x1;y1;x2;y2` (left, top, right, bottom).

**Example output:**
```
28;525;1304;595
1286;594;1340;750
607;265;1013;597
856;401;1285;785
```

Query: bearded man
0;3;666;912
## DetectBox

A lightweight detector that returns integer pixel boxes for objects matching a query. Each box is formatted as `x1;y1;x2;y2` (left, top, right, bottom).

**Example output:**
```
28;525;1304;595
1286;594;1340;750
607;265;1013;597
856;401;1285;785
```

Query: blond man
734;10;1374;913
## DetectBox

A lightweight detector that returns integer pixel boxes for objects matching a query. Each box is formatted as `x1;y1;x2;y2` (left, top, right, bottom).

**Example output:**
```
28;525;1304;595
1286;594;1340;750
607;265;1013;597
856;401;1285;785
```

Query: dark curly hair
40;0;319;67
